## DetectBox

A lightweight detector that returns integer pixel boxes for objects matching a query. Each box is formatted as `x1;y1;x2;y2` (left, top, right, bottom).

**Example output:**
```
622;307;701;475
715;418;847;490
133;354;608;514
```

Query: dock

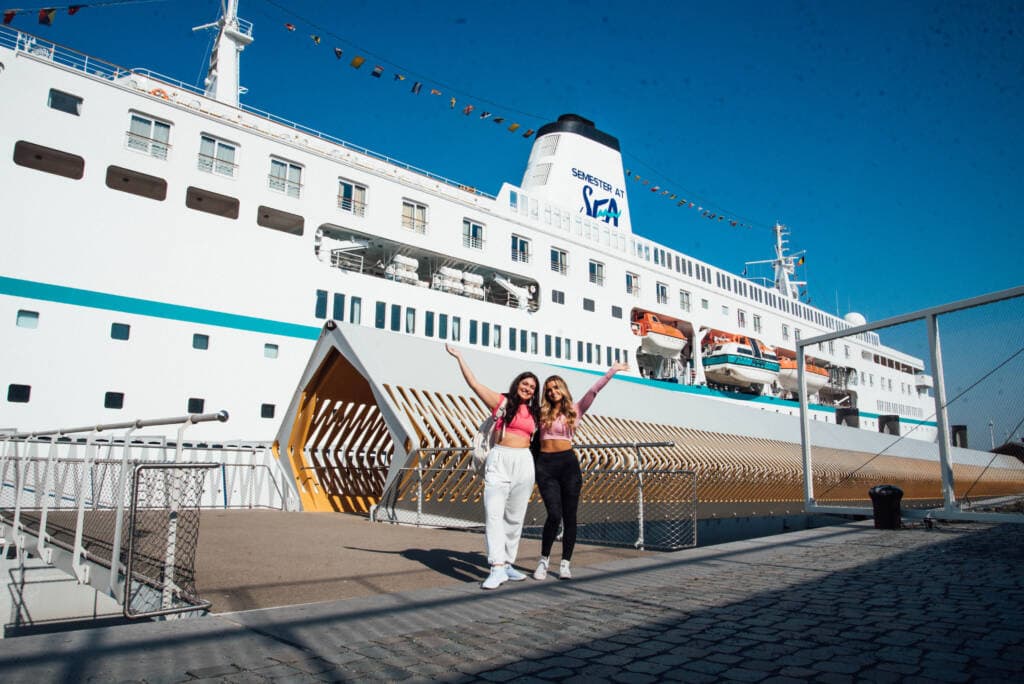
1;516;1021;682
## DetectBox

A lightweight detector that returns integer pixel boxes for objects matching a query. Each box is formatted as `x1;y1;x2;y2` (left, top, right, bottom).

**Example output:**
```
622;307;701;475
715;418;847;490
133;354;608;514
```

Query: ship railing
0;24;495;202
125;131;170;160
371;441;697;551
0;411;291;619
197;152;238;178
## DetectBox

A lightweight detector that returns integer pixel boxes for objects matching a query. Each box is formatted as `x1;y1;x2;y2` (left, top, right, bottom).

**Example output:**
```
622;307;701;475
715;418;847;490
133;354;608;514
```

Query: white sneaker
559;560;572;580
533;556;550;580
481;565;508;590
505;565;527;581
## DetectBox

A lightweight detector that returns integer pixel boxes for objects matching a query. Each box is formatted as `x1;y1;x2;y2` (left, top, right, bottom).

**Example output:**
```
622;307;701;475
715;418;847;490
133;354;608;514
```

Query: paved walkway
1;519;1022;683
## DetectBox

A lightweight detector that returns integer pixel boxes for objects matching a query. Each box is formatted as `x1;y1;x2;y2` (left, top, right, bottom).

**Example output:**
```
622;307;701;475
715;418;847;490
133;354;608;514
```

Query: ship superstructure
0;6;936;441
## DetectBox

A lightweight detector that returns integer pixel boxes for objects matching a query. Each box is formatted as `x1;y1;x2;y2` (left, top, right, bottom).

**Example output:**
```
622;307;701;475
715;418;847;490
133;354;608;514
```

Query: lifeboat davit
777;357;829;393
631;312;686;358
702;333;779;389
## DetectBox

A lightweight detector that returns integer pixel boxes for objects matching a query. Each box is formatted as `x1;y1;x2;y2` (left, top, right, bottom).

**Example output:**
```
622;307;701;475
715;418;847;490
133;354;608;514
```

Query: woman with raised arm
446;343;541;590
533;361;629;580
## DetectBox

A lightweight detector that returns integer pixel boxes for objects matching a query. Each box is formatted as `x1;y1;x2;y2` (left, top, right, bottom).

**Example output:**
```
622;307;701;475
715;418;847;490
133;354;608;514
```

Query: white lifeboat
777;357;829;393
703;334;780;389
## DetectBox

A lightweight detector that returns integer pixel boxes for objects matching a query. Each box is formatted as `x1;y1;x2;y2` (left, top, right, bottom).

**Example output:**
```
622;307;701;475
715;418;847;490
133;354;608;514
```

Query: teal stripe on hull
0;276;321;340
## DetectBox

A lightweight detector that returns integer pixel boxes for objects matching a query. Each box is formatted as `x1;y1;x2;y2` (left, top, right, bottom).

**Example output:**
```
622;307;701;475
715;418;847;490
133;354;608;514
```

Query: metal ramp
0;413;228;635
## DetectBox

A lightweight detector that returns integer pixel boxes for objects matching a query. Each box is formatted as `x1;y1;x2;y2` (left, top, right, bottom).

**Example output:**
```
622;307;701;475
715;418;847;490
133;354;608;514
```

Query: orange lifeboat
631;311;687;358
777;357;829;393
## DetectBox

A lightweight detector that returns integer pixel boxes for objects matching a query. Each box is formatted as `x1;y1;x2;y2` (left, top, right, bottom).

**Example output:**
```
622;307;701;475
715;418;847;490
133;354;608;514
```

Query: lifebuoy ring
149;88;169;100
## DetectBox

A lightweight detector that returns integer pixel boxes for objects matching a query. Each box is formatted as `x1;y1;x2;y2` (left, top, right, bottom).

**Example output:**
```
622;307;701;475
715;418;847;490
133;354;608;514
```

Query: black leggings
535;449;582;560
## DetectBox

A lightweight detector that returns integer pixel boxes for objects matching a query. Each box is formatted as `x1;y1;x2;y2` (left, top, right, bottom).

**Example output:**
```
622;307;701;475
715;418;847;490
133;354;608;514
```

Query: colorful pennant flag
430;88;442;96
479;111;491;119
333;47;343;59
462;104;474;115
492;117;505;124
3;10;15;25
797;256;806;265
393;73;406;81
449;97;456;108
38;8;56;25
371;65;384;77
508;123;520;132
68;5;83;15
350;55;365;69
284;23;295;31
411;81;423;94
522;129;534;138
310;35;320;45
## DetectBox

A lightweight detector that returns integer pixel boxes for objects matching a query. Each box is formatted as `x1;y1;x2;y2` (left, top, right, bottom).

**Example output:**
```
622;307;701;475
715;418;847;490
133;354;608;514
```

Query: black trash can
868;484;903;529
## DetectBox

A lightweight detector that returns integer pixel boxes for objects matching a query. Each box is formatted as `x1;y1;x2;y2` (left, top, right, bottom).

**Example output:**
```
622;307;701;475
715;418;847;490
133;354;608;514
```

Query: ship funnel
520;114;632;234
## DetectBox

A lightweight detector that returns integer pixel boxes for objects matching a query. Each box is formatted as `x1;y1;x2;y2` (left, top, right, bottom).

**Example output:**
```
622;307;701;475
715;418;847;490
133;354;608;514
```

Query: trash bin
868;484;903;529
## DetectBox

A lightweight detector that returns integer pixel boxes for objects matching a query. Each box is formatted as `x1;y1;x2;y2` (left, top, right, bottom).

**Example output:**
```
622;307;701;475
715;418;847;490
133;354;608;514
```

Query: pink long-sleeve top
538;368;616;442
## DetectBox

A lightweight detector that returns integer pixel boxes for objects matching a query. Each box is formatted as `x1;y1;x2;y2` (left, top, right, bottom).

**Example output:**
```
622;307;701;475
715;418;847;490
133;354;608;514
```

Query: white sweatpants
483;445;535;566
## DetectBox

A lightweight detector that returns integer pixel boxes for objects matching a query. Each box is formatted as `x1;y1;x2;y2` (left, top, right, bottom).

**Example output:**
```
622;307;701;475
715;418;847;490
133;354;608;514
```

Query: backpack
469;396;507;474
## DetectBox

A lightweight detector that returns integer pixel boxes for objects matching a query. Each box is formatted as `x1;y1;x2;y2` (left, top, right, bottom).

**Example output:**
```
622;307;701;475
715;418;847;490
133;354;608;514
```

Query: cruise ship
0;1;938;443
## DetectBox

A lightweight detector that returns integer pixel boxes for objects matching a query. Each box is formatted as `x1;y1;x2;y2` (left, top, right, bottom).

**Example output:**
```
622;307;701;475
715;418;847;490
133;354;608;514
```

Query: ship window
192;333;209;350
127;113;170;159
577;340;583;360
111;322;130;340
261;403;276;419
104;392;125;410
782;324;790;340
401;200;428;233
521;329;528;352
406;307;416;334
626;272;640;297
315;290;327;319
552;290;565;304
269;157;303;198
187;397;205;413
333;293;345;320
753;314;762;333
439;313;448;339
199;134;238;177
350;297;362;324
510;327;517;351
583;298;595;312
656;282;668;305
737;310;747;328
530;332;538;354
511;235;530;263
555;337;562;358
482;322;490;347
679;289;691;312
586;343;593;364
469;320;478;344
391;304;401;332
545;335;552;357
106;165;168;201
589;260;605;286
13;140;85;179
264;343;279;358
614;348;621;363
611;306;622;319
16;310;39;328
452;316;461;341
8;384;31;403
721;305;729;316
48;89;82;115
607;347;613;366
550;248;568;274
463;219;484;249
425;311;435;337
186;186;240;219
338;178;367;216
374;302;386;329
257;205;304;235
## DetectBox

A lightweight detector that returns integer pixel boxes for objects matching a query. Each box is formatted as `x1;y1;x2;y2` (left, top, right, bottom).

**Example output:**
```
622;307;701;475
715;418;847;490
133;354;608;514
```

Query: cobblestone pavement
1;520;1022;683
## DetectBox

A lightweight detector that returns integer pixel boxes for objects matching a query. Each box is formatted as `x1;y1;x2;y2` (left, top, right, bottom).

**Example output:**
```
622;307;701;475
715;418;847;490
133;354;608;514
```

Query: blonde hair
540;375;579;432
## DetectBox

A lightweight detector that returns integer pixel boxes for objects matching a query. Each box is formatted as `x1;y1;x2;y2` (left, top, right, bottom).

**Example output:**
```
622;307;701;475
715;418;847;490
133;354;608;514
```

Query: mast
192;0;253;107
745;223;806;301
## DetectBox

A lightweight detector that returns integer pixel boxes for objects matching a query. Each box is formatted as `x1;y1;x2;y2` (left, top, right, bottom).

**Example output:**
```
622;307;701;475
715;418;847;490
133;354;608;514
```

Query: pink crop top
496;402;537;439
538;368;616;442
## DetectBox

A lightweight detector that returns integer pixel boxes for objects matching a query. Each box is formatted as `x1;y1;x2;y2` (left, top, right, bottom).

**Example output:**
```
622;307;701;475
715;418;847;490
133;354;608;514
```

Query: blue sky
9;0;1023;441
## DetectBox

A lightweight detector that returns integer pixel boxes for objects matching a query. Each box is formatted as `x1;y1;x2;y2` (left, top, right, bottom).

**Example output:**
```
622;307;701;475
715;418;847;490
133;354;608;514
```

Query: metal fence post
634;442;645;550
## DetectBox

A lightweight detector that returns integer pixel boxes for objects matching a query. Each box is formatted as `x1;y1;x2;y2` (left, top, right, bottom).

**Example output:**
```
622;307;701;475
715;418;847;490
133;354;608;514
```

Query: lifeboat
702;333;780;389
631;311;687;358
777;357;830;393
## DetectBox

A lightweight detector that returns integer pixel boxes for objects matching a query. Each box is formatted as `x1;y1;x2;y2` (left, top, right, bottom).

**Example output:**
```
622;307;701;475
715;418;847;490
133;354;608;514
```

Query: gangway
0;411;246;634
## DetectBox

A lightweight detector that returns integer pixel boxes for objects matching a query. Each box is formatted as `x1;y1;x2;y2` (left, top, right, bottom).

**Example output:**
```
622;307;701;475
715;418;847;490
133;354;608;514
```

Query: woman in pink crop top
532;361;628;581
446;343;540;590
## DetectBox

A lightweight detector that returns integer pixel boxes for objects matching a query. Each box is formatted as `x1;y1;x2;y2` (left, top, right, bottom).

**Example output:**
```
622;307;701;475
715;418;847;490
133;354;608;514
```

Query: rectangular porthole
261;403;275;419
8;384;31;403
193;333;210;350
16;310;39;328
106;165;168;201
186;186;240;219
111;322;130;340
187;397;205;413
264;343;279;358
104;392;125;409
13;140;85;179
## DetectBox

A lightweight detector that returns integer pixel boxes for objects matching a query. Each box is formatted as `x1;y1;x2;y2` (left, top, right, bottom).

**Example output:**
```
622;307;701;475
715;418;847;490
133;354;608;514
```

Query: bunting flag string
2;1;155;27
622;166;763;229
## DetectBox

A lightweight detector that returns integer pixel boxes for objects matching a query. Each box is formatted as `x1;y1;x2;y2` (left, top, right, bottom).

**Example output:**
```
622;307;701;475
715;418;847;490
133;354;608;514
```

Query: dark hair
503;371;541;427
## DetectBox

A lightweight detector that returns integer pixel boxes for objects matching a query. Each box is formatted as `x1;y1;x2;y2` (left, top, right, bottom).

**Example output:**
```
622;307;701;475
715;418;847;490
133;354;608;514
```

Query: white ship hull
0;21;938;443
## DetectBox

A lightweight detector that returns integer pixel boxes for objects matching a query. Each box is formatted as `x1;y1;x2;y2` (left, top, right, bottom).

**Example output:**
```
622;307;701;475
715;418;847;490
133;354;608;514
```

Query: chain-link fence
372;443;697;550
124;464;215;619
